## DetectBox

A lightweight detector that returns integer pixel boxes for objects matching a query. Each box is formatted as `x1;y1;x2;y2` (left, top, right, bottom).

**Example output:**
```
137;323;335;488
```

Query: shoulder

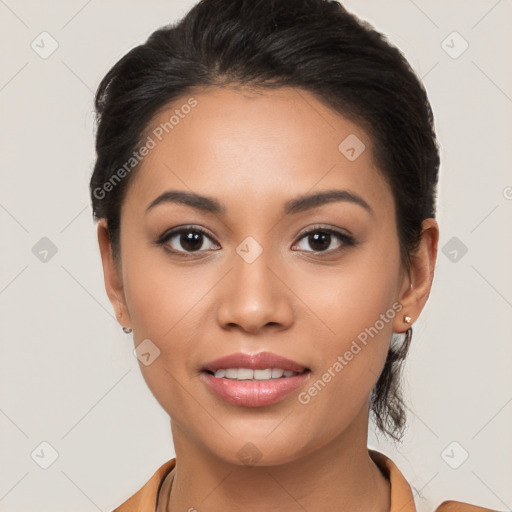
369;450;502;512
435;501;501;512
112;458;176;512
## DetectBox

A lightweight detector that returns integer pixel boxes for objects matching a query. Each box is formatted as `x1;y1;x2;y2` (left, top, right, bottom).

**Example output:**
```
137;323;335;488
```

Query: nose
216;247;294;335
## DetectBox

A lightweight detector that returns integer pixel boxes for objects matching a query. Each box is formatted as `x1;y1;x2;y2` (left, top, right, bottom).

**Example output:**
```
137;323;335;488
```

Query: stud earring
404;315;412;324
116;306;131;333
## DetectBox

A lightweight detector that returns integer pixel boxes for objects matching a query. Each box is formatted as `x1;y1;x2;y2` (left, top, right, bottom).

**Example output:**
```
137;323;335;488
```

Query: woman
90;0;499;510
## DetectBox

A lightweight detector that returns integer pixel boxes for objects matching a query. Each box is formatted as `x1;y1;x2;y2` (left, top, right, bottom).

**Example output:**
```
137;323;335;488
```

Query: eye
156;225;220;255
292;226;355;254
156;224;355;256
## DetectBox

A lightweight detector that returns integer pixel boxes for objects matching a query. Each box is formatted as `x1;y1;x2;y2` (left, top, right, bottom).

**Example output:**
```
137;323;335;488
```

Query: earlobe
96;219;132;329
394;218;439;332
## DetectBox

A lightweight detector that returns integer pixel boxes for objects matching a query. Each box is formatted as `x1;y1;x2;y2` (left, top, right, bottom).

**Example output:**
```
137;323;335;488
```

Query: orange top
112;450;498;512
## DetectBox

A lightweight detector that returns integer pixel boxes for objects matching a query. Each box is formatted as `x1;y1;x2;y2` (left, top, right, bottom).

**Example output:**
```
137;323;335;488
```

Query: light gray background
1;1;511;511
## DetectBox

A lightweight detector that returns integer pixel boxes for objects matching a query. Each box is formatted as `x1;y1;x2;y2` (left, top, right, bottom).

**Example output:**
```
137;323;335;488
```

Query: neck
160;408;390;512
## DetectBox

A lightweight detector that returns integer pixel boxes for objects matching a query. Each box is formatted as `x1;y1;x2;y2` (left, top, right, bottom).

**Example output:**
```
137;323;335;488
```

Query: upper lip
202;351;308;373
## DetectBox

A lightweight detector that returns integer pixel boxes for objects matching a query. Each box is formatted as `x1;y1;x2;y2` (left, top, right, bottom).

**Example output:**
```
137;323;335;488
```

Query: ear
394;218;439;332
97;219;132;329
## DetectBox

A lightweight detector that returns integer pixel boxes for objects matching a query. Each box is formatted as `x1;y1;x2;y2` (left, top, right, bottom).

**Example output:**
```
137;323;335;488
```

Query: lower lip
201;371;310;407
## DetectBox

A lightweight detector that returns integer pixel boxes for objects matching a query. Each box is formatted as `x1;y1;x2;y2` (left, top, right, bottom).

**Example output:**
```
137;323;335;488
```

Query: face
99;86;432;466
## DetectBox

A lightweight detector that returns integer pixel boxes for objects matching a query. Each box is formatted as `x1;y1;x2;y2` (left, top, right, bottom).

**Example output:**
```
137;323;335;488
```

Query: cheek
120;247;225;379
292;287;396;448
297;243;401;344
121;255;211;421
292;241;401;411
122;243;204;337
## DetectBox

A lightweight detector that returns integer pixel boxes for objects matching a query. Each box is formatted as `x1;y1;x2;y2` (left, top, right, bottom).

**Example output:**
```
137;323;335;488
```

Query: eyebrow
283;189;373;216
145;189;373;217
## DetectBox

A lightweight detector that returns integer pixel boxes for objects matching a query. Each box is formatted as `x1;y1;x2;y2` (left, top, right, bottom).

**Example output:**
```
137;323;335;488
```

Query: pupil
181;232;203;252
309;232;330;251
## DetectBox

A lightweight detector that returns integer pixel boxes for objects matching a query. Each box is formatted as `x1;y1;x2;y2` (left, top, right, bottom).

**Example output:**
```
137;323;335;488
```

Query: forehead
124;86;392;215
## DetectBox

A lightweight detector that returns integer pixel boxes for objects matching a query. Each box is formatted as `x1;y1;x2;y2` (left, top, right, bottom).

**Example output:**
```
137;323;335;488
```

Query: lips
200;351;311;407
202;351;308;374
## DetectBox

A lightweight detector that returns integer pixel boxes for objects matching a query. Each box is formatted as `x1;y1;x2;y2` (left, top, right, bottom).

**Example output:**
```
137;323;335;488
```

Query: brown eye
157;226;220;254
305;231;332;251
293;227;355;254
175;231;205;252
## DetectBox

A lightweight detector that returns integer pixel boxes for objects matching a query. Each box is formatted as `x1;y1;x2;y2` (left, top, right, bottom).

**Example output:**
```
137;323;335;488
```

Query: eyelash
155;224;356;258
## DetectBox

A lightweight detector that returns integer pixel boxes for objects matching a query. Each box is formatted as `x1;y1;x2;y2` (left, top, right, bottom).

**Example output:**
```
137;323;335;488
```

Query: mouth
202;367;309;380
200;351;311;407
202;350;309;374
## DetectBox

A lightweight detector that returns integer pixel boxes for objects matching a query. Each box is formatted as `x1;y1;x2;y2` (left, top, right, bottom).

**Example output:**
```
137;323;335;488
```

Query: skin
97;86;438;512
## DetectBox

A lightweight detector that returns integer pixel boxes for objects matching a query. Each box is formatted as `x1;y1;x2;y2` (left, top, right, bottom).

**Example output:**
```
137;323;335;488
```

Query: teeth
238;368;254;380
225;368;238;379
254;369;272;380
213;368;300;380
271;368;284;378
